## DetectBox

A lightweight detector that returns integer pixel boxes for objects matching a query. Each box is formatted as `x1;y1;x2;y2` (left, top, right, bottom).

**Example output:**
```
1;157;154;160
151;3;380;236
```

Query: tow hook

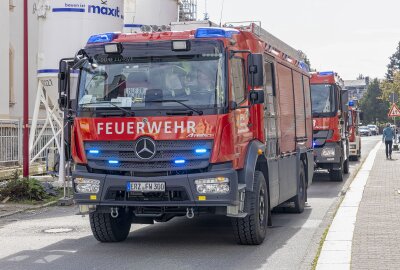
111;207;119;218
186;207;194;219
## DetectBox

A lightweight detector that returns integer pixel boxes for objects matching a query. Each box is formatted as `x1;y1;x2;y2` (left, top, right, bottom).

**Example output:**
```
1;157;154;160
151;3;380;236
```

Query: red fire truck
58;22;313;245
348;100;361;160
311;72;349;181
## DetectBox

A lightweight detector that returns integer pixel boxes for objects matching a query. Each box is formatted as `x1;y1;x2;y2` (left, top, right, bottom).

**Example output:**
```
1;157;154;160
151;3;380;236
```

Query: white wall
0;1;10;118
7;0;40;119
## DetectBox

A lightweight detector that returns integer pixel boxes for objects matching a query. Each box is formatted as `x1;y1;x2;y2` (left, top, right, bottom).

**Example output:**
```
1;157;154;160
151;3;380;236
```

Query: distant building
344;78;370;101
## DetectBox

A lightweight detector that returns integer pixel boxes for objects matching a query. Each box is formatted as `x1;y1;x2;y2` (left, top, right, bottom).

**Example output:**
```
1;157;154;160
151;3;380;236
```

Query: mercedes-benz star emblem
135;137;156;160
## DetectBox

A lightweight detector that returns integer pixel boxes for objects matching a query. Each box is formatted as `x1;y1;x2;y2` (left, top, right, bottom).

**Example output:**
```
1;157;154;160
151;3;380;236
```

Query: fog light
321;147;335;157
74;178;100;194
195;177;230;194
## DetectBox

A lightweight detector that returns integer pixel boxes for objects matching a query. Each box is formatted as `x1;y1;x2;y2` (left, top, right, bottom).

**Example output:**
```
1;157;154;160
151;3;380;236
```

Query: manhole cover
43;228;74;233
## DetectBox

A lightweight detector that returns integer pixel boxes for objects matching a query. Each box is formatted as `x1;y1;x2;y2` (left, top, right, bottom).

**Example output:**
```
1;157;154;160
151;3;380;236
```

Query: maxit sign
53;1;124;19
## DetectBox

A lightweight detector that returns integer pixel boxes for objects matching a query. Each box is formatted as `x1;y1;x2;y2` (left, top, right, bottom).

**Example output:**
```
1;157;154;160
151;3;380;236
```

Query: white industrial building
0;0;197;168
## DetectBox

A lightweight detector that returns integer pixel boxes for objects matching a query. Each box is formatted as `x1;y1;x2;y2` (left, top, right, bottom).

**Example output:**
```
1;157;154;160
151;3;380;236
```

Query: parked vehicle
58;22;314;245
311;71;349;182
359;126;372;136
367;124;379;135
348;101;361;160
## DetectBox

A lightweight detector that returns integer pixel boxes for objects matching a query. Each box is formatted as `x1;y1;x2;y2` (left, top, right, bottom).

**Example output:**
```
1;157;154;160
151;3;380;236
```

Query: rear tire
232;171;268;245
293;162;306;213
89;210;132;242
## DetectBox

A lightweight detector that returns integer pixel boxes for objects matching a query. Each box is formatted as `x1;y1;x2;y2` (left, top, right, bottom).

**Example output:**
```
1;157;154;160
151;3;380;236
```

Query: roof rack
224;21;308;70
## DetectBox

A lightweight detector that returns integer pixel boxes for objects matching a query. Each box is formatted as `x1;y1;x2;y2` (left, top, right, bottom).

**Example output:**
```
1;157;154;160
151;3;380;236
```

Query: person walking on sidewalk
382;123;395;159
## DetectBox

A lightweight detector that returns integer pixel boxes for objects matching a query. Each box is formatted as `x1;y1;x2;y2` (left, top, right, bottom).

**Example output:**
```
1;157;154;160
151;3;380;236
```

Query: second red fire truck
311;71;349;181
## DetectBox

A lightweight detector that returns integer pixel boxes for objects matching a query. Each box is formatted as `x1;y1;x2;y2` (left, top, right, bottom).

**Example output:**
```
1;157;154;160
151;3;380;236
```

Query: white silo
124;0;179;33
35;0;124;101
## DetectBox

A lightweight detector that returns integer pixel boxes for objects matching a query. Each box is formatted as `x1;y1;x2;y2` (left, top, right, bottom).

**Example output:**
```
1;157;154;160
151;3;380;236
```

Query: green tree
359;78;390;124
381;72;400;102
386;41;400;81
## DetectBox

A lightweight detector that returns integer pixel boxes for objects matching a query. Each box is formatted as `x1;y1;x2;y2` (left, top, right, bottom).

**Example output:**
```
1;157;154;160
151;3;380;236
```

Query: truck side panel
293;70;306;139
303;76;313;148
276;63;296;154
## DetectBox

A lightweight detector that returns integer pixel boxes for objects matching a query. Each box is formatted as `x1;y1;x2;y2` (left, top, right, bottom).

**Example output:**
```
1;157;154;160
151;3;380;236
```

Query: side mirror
248;54;264;87
249;90;265;105
58;58;75;110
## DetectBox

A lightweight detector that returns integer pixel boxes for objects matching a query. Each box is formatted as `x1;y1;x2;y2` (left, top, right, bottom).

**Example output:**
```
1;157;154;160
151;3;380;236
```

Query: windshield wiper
146;99;204;115
81;101;134;116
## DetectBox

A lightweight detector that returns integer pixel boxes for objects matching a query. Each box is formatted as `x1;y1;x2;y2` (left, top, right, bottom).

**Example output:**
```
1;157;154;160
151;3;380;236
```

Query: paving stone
351;145;400;270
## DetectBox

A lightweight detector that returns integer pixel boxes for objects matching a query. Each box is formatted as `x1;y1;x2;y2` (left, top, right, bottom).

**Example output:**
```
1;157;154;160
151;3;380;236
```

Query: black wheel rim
259;187;265;225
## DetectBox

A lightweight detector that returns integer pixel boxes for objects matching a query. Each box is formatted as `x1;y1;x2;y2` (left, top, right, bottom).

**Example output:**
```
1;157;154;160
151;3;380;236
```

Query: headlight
350;145;356;149
74;178;100;194
195;177;230;194
321;147;336;157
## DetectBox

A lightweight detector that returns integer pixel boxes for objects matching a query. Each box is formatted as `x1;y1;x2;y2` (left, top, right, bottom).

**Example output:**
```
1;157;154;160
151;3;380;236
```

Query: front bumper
72;168;239;207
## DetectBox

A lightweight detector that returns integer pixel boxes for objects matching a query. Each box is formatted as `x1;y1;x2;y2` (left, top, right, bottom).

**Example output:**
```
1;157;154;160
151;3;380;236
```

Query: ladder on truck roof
224;21;307;69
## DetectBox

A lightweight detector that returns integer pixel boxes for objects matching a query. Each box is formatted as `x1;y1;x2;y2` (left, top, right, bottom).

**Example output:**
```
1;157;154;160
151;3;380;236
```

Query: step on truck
58;22;314;245
348;100;362;161
311;71;349;181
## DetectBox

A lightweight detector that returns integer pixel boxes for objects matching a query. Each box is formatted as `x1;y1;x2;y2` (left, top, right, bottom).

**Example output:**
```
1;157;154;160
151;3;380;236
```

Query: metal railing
0;119;54;168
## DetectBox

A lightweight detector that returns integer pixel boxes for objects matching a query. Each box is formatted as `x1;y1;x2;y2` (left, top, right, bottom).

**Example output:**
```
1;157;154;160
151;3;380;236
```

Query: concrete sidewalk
317;142;400;270
351;144;400;269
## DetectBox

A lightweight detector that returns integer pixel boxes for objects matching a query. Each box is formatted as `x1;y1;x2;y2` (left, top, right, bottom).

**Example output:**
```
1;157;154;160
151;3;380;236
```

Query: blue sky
197;0;400;80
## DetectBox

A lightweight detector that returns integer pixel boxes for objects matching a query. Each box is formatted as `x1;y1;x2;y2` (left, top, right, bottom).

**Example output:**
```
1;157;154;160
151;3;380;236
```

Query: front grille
105;187;189;202
85;140;213;173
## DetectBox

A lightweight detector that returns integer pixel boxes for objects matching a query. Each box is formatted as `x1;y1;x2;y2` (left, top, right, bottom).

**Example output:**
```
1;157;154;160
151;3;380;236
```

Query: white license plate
127;182;165;192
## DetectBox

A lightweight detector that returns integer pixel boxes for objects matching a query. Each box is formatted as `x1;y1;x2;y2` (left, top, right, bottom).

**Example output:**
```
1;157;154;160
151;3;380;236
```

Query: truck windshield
77;54;225;113
311;84;336;117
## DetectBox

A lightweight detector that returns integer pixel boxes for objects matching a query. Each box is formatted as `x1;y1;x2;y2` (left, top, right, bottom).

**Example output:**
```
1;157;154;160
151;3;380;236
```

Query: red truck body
61;24;314;244
311;72;349;181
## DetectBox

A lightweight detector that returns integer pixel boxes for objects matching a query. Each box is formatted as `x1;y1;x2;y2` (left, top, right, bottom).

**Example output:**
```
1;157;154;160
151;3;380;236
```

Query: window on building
230;58;246;103
9;46;15;105
9;0;15;11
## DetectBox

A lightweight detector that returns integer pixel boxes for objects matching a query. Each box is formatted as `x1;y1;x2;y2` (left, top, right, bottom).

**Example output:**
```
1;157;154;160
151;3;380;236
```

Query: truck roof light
318;71;335;76
172;40;190;51
89;150;100;154
87;33;117;44
195;28;239;39
349;100;355;107
104;43;123;54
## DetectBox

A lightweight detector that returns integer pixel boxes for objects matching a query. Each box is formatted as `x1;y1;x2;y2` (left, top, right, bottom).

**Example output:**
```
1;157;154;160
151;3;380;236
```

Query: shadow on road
0;208;311;270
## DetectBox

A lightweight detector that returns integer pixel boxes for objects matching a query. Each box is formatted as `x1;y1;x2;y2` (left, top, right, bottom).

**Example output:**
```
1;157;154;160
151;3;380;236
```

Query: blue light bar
89;150;100;154
87;33;117;44
195;28;239;39
174;159;186;165
349;100;355;107
318;71;334;76
108;160;119;165
195;148;207;154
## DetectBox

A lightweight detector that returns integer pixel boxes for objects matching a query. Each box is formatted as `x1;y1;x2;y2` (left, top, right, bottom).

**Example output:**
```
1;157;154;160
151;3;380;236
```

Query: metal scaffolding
178;0;197;22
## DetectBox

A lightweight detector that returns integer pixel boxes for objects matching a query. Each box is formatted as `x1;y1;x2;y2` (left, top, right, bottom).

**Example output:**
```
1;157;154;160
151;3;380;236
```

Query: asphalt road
0;136;380;270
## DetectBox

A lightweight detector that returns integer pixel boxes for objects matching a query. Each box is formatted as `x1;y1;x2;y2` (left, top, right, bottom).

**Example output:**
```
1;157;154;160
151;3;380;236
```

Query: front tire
343;158;349;174
232;171;268;245
329;159;344;182
89;210;132;242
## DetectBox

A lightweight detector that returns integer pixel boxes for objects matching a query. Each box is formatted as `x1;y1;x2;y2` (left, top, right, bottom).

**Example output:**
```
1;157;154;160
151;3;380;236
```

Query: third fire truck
311;71;349;181
348;100;361;160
